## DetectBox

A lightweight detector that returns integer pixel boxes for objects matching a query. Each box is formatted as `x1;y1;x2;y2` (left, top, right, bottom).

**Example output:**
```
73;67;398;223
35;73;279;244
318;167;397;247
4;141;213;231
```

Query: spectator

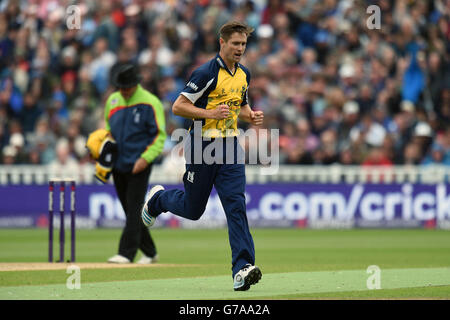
338;145;356;165
296;117;319;152
402;47;425;104
139;33;175;71
9;132;26;163
422;143;450;166
337;100;359;150
28;117;56;165
89;37;117;94
285;140;314;165
18;92;42;134
403;142;423;165
363;147;393;167
412;121;434;156
2;145;16;164
350;113;387;155
47;138;79;181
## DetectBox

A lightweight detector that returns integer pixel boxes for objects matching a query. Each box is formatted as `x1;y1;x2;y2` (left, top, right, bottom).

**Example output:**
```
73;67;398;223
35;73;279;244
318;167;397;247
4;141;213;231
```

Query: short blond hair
219;21;254;42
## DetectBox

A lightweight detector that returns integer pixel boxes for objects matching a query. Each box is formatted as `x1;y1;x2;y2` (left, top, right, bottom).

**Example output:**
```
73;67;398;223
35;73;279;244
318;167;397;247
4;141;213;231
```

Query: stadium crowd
0;0;449;172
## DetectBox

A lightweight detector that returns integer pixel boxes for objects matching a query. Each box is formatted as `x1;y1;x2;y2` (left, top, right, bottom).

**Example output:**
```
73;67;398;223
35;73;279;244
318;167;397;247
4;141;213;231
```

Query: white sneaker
141;185;165;227
136;254;159;264
233;264;262;291
107;254;131;264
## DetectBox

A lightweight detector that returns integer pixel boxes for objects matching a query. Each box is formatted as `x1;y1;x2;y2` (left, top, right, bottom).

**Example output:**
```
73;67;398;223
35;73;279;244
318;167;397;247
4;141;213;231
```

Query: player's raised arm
172;95;230;120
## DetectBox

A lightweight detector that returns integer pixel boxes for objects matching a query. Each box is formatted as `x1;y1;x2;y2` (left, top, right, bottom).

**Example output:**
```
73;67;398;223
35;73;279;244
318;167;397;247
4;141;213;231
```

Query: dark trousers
112;165;157;261
149;138;255;277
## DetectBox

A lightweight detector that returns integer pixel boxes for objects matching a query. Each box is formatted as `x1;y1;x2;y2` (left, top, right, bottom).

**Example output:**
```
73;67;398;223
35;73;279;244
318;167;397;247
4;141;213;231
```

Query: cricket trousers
113;165;157;261
149;137;255;277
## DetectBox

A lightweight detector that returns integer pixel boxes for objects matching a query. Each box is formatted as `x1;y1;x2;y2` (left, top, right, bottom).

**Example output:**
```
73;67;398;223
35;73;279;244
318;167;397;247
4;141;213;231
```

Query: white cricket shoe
233;264;262;291
141;185;165;227
136;254;159;264
107;254;131;264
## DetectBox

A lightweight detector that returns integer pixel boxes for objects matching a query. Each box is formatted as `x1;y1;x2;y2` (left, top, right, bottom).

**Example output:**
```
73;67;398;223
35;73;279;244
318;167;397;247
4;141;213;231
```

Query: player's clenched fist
209;104;230;119
250;110;264;126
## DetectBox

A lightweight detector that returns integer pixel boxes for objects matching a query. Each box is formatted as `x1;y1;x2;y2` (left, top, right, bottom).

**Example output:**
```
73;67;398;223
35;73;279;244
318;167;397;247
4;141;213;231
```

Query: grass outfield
0;228;449;299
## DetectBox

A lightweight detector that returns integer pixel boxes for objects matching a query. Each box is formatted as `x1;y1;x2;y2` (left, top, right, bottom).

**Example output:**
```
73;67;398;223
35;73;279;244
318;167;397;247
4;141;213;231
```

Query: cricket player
141;21;264;291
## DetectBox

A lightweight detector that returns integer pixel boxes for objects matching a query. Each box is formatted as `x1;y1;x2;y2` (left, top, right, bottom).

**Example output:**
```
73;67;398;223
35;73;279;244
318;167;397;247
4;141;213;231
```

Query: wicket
48;179;76;263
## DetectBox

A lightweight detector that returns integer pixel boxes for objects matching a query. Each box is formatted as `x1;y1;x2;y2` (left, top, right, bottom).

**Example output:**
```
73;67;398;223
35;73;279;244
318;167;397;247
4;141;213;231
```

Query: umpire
105;63;166;264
